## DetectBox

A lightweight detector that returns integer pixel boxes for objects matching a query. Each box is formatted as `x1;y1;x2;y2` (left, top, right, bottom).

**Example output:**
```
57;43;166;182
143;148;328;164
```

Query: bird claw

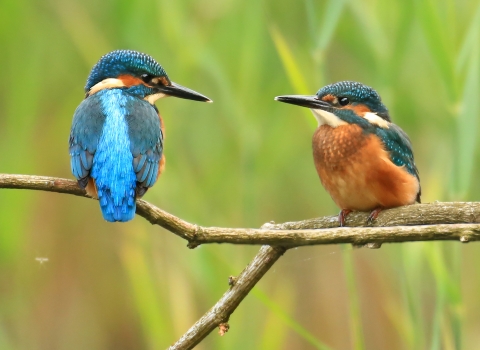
367;207;383;225
338;209;352;227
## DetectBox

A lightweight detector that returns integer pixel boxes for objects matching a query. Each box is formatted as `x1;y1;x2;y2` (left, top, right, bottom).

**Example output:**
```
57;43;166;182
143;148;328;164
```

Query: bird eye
339;97;350;106
140;73;153;83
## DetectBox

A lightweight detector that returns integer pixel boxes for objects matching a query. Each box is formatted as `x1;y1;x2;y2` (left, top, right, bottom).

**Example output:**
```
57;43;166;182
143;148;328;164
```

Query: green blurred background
1;0;479;349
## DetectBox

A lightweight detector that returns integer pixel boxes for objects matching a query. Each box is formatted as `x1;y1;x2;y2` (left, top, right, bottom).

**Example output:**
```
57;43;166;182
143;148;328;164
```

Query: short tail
95;181;136;222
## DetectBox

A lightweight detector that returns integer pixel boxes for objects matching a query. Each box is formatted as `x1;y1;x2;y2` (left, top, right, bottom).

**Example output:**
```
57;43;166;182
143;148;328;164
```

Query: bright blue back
69;88;163;222
92;90;137;222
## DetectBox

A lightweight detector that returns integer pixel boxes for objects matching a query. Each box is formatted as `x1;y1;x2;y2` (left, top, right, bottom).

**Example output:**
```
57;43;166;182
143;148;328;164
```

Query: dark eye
140;73;153;83
339;97;350;106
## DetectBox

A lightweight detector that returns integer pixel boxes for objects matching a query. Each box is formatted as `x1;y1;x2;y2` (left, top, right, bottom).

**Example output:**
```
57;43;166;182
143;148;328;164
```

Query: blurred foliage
0;0;480;349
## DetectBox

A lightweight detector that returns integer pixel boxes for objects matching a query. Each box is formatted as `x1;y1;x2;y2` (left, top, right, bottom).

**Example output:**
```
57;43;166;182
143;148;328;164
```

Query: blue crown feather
317;81;389;117
85;50;168;92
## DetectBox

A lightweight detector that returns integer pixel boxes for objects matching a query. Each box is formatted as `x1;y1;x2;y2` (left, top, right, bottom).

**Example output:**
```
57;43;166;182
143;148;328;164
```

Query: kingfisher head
275;81;390;129
85;50;211;103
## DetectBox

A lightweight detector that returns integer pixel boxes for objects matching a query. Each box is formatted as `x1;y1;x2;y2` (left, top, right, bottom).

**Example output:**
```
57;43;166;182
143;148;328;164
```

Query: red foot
338;209;352;227
367;207;383;224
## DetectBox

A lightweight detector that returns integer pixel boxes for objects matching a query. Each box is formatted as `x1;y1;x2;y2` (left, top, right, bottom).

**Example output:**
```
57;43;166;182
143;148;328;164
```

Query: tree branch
2;174;480;247
3;173;480;349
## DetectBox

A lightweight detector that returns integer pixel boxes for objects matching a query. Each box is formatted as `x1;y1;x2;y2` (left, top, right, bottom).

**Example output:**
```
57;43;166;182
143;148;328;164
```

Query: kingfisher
69;50;211;222
275;81;420;226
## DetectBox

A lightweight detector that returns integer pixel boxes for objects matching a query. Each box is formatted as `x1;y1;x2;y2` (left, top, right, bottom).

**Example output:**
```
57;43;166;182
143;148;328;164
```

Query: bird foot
367;207;383;225
338;209;352;227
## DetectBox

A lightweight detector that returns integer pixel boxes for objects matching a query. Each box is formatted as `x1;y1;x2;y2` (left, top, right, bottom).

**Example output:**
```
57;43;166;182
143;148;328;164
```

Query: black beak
158;82;212;102
274;95;330;110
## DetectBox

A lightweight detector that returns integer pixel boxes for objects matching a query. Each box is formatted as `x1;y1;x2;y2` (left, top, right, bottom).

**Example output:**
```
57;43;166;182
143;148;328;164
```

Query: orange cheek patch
343;103;371;115
321;94;337;103
118;74;145;87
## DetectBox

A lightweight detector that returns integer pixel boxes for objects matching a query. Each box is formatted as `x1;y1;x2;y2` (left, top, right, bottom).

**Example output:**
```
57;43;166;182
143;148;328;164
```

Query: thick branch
168;245;286;349
2;174;480;247
188;223;480;246
261;201;480;229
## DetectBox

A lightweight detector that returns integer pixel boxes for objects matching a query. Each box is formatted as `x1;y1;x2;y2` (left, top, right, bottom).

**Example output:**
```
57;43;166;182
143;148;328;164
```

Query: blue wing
125;100;163;197
69;95;105;187
375;124;421;202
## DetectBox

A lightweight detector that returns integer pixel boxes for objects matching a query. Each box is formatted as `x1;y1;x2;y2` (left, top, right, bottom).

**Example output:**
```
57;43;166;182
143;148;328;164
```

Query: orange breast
312;124;419;211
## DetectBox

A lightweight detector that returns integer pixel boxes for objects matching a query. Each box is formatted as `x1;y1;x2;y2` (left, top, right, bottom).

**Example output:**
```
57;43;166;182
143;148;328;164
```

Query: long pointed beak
158;82;212;102
274;95;330;110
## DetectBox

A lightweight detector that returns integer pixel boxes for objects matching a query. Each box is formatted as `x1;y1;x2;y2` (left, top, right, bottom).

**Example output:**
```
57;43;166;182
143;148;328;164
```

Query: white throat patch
144;93;167;104
311;109;347;127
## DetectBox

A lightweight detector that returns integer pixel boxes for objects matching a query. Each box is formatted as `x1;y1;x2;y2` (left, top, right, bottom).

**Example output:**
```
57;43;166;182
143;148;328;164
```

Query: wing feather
125;100;163;197
69;95;106;187
375;124;421;202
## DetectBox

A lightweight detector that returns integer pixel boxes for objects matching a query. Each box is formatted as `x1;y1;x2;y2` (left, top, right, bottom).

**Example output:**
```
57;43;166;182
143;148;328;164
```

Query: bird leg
338;209;352;227
367;207;383;224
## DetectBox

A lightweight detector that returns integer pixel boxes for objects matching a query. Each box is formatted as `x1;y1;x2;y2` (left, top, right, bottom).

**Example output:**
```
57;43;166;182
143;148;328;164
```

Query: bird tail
96;181;136;222
90;156;137;222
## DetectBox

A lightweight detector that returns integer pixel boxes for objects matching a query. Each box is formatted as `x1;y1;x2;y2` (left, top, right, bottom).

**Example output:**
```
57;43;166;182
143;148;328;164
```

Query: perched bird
69;50;211;222
275;81;420;226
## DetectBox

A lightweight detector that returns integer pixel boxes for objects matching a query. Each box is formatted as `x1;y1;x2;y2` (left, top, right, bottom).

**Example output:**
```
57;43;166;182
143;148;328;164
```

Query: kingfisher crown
316;81;389;118
85;50;169;92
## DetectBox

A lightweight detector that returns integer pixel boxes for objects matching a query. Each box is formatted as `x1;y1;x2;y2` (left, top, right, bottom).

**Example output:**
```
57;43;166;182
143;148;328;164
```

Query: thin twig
168;245;286;349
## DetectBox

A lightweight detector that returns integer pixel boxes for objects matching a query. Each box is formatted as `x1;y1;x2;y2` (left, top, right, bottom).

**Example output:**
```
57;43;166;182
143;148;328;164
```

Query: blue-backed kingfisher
275;81;420;226
69;50;211;222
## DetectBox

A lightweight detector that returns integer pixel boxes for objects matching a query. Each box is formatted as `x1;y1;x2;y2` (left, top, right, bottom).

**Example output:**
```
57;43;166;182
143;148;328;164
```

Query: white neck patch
311;109;347;127
363;112;390;129
88;78;125;95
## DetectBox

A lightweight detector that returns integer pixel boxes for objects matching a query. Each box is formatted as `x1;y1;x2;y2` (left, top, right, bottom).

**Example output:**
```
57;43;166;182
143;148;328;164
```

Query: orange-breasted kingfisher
69;50;211;222
275;81;420;226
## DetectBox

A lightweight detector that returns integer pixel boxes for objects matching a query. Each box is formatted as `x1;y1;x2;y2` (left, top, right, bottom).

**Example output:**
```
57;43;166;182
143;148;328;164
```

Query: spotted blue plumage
86;50;169;92
69;89;162;222
375;125;419;176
